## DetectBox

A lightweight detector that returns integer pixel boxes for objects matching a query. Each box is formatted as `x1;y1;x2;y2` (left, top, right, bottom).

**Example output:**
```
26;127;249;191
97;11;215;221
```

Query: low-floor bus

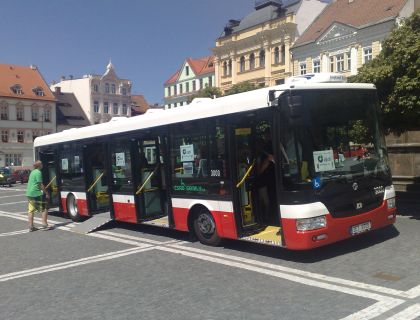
34;73;396;250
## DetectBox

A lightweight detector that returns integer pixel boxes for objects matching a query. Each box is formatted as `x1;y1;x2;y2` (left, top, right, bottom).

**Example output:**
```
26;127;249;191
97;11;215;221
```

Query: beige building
290;0;419;76
51;62;133;124
213;0;330;92
0;64;56;168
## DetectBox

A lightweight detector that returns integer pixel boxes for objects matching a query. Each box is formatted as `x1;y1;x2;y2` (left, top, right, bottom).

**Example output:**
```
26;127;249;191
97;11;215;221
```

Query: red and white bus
34;73;396;250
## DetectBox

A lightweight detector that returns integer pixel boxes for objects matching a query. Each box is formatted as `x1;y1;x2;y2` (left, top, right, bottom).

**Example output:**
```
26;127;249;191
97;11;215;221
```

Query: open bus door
39;151;60;208
109;135;169;226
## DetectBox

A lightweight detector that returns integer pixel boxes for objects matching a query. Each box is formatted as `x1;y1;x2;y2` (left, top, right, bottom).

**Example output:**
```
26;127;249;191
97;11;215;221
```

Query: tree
187;86;222;103
348;10;420;134
224;81;259;96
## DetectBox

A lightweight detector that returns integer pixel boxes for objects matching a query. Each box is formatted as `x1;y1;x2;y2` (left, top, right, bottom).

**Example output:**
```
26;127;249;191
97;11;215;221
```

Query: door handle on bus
236;162;255;188
87;172;104;193
136;165;159;195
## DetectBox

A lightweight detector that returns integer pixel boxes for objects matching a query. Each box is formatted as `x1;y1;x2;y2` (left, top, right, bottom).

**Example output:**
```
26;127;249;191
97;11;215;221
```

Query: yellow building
213;0;329;92
290;0;418;77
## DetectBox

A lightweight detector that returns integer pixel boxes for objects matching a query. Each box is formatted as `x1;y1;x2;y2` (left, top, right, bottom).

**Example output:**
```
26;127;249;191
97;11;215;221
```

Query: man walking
26;160;53;232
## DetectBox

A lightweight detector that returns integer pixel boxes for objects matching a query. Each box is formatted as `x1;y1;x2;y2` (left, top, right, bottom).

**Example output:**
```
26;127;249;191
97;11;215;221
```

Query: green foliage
187;86;222;103
224;81;259;96
349;10;420;134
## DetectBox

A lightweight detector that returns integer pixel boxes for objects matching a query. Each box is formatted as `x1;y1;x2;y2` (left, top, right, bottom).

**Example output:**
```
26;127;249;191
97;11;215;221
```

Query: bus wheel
67;193;82;222
193;208;222;246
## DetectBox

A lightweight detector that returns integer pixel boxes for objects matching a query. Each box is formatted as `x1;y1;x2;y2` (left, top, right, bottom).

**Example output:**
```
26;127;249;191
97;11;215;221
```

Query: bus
34;73;396;250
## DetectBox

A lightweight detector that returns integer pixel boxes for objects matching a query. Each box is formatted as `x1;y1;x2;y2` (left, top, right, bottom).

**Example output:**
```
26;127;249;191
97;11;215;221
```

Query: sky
0;0;256;104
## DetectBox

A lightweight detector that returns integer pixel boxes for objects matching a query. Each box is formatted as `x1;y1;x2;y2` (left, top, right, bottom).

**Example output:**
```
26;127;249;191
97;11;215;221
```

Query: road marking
0;200;28;206
0;188;26;192
0;229;30;237
385;304;420;320
0;246;154;282
0;193;26;199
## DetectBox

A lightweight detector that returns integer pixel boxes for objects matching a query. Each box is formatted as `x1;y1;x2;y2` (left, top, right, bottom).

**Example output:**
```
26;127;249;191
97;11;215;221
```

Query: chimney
61;76;66;81
30;64;37;70
69;75;74;79
55;86;61;94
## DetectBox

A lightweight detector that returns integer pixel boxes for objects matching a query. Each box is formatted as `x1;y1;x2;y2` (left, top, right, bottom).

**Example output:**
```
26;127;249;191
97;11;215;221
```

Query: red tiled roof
131;94;149;115
0;64;56;102
165;56;215;85
294;0;407;47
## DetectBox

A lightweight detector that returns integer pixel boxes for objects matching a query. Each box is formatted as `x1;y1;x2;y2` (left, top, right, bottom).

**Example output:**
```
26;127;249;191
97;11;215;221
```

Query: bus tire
193;208;222;246
67;193;82;222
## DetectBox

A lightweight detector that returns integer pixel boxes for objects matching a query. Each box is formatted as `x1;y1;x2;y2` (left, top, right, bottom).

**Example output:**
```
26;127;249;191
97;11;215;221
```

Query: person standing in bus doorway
26;160;53;232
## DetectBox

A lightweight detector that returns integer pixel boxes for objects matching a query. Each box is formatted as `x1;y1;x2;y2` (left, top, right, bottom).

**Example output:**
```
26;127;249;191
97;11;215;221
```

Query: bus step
240;226;283;247
71;212;112;234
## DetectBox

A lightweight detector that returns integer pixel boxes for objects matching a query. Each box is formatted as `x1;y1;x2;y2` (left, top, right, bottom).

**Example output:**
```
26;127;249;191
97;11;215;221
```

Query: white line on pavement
385;303;420;320
0;246;154;282
0;188;26;192
0;229;30;237
0;193;26;199
0;200;28;206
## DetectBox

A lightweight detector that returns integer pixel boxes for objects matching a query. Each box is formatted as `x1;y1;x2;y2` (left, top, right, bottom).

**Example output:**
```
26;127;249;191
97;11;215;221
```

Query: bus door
39;151;59;208
83;143;110;213
231;114;280;230
133;137;167;221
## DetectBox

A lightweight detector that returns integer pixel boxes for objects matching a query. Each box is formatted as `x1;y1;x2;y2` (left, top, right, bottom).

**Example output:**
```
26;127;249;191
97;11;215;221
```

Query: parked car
0;167;15;187
12;169;30;184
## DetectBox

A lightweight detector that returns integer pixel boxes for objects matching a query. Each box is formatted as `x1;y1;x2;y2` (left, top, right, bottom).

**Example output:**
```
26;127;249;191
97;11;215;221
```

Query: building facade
51;62;132;124
54;87;90;132
0;64;56;168
290;0;418;76
213;0;330;92
164;56;215;109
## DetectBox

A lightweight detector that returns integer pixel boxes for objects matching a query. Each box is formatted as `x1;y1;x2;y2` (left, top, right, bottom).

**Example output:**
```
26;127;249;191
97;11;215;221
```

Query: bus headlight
387;198;396;209
296;216;326;231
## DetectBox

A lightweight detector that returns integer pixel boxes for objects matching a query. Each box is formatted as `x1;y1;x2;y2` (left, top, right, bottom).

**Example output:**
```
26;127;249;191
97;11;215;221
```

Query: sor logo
352;182;359;191
374;186;385;195
355;202;363;209
318;155;324;163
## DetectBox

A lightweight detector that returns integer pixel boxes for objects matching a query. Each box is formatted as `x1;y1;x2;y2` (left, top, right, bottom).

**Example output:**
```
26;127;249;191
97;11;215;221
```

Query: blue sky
0;0;255;104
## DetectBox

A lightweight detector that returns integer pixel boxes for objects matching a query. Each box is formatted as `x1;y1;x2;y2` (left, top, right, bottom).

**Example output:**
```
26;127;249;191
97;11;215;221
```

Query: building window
104;102;109;114
228;60;232;75
250;53;255;70
347;53;351;70
260;50;265;67
33;87;45;96
167;87;171;97
274;47;280;64
122;87;127;95
223;61;228;76
44;107;51;122
179;83;183;94
313;59;320;73
122;104;128;115
330;56;334;72
174;85;177;96
17;130;24;143
240;56;245;72
32;107;38;121
185;66;189;76
94;101;99;113
199;78;203;90
10;85;23;95
1;130;8;143
281;45;285;64
186;82;190;93
111;84;116;94
208;76;212;87
105;83;110;93
93;84;99;92
363;47;372;64
192;80;196;91
0;104;8;120
300;62;307;75
16;106;24;121
32;130;39;141
336;54;344;72
5;154;22;166
113;103;119;114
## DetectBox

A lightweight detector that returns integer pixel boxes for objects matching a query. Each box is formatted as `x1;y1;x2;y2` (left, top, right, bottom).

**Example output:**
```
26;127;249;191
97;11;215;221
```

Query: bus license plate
350;222;371;235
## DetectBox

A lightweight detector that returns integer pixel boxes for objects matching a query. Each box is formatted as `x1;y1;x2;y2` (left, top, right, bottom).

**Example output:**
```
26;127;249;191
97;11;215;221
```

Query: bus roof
34;82;375;148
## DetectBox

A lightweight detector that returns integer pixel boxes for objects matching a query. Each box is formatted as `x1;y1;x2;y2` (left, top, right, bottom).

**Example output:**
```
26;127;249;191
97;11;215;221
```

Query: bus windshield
283;89;391;188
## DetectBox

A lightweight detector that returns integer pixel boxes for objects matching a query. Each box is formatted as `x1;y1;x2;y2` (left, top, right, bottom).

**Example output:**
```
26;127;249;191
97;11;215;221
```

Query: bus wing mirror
288;95;303;118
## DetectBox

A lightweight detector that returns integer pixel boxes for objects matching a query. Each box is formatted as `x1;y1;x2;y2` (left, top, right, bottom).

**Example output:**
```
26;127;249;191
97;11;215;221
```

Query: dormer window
10;85;23;95
185;66;190;76
33;87;45;96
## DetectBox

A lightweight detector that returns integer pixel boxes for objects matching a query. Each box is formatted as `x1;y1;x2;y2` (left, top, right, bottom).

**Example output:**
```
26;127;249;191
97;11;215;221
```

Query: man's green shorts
28;195;47;213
